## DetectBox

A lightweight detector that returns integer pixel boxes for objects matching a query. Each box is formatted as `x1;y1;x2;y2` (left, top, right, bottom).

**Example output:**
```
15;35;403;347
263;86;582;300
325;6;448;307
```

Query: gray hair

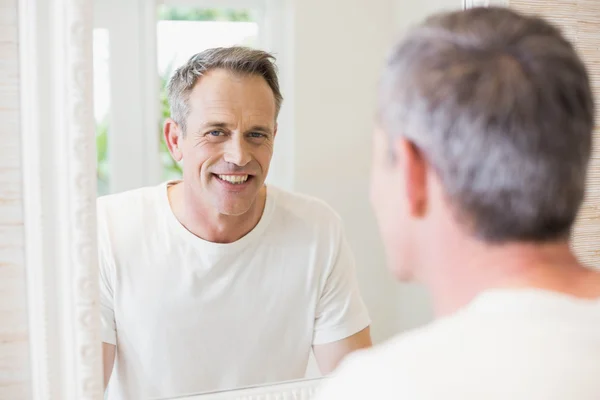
378;7;595;242
167;46;283;134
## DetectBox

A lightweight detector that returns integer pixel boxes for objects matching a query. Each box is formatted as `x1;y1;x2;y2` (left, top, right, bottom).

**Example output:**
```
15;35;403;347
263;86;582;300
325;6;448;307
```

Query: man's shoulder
314;331;425;399
315;318;465;399
332;313;471;375
269;185;343;227
96;183;164;226
359;320;449;362
97;183;161;205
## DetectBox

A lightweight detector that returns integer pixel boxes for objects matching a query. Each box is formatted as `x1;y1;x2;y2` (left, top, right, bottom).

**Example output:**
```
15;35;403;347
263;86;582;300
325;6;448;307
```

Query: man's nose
223;134;251;166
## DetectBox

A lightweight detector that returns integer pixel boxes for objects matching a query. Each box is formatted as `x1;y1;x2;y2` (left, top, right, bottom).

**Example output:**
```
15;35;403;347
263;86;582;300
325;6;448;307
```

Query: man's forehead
188;84;275;114
191;102;274;119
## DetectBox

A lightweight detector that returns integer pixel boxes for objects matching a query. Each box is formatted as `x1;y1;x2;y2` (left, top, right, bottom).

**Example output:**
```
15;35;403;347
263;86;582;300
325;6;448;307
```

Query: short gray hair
167;46;283;134
378;7;595;242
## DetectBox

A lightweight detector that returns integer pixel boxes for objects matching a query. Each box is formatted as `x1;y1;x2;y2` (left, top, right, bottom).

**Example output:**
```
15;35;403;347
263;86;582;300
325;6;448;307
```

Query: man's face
174;69;277;216
369;128;418;280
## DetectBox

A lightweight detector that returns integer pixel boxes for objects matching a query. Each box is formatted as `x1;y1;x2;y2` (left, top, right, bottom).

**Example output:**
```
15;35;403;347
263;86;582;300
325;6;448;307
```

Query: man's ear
393;137;428;218
164;118;184;162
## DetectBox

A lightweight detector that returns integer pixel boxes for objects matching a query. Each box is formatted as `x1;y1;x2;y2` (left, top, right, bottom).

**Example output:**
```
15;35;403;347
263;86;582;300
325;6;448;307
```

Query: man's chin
217;205;253;217
211;196;257;217
206;181;266;217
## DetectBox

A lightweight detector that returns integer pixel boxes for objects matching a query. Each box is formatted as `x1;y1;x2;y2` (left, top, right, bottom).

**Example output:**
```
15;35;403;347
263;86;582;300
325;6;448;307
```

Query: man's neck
168;181;267;243
422;238;600;318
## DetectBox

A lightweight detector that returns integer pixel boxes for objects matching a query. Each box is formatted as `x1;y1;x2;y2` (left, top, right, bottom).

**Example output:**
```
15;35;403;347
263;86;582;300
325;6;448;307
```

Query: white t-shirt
315;289;600;400
97;181;370;400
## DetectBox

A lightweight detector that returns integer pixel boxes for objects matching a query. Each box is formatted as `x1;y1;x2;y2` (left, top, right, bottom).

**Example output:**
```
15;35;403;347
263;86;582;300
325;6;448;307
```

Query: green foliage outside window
96;117;110;195
157;7;253;22
159;64;183;181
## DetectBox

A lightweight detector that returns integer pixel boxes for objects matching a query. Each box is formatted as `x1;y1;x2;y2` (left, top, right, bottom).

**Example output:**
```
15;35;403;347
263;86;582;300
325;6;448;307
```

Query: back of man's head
378;7;595;243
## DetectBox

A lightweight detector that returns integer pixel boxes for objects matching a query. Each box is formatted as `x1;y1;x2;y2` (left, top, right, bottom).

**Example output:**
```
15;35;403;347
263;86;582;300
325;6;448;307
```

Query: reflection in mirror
97;46;372;396
94;1;384;399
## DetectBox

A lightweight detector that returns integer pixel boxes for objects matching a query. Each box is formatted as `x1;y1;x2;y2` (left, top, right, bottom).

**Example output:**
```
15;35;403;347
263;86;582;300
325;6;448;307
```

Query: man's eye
208;130;224;137
249;132;266;138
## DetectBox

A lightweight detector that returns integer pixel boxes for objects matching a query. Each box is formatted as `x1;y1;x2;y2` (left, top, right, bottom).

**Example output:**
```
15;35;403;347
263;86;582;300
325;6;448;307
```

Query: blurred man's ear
393;138;428;218
164;118;184;162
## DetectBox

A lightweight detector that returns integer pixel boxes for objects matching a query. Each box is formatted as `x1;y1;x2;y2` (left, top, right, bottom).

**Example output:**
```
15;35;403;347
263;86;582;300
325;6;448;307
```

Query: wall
292;0;463;343
395;0;464;28
0;0;31;398
293;0;397;344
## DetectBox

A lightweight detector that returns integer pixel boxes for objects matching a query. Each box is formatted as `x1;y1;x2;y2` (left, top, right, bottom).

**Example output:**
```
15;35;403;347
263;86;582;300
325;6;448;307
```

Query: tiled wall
0;0;31;398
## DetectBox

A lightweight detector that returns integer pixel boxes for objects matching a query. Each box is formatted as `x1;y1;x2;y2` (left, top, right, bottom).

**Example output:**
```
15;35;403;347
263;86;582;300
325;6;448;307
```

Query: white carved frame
19;0;103;399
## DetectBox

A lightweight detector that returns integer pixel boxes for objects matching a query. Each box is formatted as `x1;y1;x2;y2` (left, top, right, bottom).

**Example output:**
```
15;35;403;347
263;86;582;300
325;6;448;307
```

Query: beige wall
293;0;399;343
0;0;30;398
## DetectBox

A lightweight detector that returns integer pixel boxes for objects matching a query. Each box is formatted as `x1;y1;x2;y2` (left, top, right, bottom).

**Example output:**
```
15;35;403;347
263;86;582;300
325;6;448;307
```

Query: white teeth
217;174;249;184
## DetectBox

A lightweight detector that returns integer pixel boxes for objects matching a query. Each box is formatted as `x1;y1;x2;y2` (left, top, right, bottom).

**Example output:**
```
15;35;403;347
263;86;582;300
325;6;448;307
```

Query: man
98;47;371;400
316;6;600;400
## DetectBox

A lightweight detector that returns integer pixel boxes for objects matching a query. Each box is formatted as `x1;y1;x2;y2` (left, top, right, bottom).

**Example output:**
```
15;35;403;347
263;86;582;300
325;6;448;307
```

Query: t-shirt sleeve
312;227;371;345
98;205;117;346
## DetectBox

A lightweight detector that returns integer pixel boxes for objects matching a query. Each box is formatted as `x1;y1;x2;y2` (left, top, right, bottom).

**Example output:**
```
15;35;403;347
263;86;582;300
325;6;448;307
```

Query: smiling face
165;68;277;216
